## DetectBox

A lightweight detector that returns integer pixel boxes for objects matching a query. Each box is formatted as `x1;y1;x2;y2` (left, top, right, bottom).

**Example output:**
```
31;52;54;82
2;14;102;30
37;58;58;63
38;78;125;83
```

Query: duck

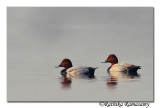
102;54;141;76
56;58;98;78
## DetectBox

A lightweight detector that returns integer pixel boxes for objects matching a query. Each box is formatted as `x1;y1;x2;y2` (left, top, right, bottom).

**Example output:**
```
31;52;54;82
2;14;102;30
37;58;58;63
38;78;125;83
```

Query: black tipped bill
55;64;62;68
101;61;108;63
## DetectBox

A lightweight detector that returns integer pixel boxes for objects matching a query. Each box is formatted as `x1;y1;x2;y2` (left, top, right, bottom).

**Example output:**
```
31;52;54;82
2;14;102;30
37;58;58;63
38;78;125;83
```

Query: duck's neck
111;63;115;67
110;61;118;68
64;65;72;71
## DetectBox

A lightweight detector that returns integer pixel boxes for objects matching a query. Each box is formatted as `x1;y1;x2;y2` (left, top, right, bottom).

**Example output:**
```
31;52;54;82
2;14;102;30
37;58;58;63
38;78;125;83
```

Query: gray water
7;7;153;101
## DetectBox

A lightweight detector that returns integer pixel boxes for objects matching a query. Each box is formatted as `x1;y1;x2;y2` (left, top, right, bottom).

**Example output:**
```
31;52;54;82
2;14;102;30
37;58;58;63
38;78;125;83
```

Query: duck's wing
66;66;89;74
126;64;141;71
66;67;90;78
120;63;140;69
110;63;140;72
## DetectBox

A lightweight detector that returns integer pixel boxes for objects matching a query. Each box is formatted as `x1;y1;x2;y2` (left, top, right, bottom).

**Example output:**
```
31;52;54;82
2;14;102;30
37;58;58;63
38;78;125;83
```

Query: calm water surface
8;59;153;101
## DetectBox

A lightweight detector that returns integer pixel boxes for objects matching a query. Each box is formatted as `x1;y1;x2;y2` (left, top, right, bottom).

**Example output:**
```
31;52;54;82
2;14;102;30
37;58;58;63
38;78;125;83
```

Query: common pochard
56;58;98;77
102;54;141;75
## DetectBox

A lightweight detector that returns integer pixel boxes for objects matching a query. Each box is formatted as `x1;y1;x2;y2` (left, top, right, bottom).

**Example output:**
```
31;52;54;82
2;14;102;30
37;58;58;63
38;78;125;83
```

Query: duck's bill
55;65;60;68
55;64;62;68
101;61;108;63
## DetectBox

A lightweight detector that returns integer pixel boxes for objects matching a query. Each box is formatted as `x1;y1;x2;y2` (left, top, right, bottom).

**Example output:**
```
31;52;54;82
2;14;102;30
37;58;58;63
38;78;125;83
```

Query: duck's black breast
61;69;67;76
107;66;111;73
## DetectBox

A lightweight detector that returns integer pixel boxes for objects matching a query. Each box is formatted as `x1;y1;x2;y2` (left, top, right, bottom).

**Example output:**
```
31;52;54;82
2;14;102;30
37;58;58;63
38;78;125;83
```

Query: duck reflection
60;76;72;89
106;70;140;88
60;69;72;89
107;75;118;88
60;69;95;89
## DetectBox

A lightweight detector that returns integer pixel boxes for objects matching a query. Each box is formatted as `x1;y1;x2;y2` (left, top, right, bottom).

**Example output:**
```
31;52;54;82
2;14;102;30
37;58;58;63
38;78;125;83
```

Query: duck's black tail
93;67;98;70
137;66;141;69
83;67;98;78
127;66;141;76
